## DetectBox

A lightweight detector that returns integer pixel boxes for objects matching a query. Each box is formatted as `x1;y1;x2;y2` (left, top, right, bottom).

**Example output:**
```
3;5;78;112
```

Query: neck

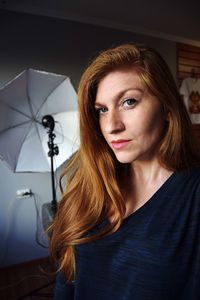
120;159;174;219
130;158;173;185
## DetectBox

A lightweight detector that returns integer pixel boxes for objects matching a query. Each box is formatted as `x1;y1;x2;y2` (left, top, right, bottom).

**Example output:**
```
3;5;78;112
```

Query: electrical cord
33;193;49;248
0;196;19;266
0;190;49;268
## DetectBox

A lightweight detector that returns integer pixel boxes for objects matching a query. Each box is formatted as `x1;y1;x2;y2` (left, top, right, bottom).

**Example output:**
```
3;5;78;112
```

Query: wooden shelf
0;257;55;300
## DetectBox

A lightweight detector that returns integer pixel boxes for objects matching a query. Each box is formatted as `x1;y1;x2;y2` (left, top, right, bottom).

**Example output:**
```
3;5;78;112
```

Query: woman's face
95;68;167;164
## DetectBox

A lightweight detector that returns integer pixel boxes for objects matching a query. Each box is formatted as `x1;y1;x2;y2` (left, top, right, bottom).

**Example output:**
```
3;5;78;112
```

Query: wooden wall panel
177;43;200;149
177;43;200;84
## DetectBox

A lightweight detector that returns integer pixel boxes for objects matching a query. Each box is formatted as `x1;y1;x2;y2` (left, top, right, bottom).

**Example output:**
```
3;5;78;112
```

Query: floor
0;257;56;300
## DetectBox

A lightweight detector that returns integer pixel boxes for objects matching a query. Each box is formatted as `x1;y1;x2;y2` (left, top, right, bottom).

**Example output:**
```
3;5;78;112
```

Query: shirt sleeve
53;271;74;300
179;78;190;110
179;78;188;97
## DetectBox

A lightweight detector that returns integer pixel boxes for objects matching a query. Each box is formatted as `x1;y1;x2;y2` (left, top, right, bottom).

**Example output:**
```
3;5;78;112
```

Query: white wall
0;9;177;267
0;162;53;266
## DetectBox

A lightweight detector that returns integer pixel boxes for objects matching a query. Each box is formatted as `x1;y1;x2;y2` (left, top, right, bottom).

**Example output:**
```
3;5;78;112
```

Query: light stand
18;115;58;300
42;115;59;218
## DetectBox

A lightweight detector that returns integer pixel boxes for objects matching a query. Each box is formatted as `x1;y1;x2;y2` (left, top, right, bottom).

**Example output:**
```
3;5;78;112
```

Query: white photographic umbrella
0;68;80;172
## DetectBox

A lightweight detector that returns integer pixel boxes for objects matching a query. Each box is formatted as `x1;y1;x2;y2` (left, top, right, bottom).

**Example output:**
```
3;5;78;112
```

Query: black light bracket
42;115;59;217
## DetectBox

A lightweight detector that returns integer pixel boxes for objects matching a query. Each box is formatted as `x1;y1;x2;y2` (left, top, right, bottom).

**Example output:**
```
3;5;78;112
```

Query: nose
103;110;125;134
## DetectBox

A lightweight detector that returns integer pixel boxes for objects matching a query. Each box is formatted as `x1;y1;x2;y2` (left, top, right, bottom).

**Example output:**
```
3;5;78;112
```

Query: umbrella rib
0;100;36;134
13;120;34;171
26;70;36;120
0;100;42;135
35;77;67;116
25;74;44;153
0;100;32;120
1;70;78;172
26;73;50;157
0;120;31;134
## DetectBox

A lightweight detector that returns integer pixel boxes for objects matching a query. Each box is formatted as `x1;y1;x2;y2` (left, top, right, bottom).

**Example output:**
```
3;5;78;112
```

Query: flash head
42;115;55;131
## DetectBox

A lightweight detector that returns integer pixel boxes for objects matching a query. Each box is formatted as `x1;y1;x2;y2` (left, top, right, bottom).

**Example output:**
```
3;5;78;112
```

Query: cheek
99;120;103;134
131;109;165;138
99;118;106;134
145;115;166;141
99;120;108;141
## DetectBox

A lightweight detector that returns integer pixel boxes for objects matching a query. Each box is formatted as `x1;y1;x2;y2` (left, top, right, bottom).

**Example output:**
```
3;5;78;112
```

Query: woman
50;44;200;299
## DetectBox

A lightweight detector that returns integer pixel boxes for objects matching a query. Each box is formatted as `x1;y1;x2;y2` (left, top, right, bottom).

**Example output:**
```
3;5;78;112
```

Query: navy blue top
54;168;200;299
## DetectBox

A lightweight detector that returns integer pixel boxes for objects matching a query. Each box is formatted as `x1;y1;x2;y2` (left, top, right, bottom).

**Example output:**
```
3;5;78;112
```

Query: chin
115;154;136;164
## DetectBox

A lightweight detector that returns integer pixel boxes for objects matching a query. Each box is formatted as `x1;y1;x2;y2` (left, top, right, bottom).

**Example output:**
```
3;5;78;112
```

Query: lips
111;139;131;150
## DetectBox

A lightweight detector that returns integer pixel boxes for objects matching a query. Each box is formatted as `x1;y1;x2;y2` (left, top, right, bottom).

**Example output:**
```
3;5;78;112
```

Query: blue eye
95;107;108;114
123;98;137;107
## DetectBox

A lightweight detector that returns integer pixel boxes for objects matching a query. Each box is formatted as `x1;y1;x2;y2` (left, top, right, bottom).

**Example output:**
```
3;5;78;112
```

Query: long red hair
50;43;200;282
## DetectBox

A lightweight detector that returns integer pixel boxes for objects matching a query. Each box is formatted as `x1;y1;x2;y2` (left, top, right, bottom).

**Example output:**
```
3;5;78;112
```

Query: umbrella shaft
47;128;58;216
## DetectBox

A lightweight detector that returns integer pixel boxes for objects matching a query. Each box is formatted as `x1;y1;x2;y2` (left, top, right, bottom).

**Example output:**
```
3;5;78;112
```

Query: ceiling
1;0;200;46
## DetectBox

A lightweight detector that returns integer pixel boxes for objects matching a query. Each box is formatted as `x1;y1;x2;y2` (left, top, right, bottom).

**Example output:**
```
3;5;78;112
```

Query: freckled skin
95;68;166;165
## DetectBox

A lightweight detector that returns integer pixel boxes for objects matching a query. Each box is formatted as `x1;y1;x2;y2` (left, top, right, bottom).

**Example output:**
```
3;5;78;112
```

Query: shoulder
168;168;200;201
185;167;200;183
175;167;200;202
175;167;200;184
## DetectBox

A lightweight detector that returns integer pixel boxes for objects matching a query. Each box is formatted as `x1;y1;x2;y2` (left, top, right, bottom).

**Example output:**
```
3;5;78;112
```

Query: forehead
96;68;145;101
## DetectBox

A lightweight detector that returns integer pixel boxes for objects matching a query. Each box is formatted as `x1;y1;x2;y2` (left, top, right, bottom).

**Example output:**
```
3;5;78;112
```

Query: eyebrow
95;88;144;106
